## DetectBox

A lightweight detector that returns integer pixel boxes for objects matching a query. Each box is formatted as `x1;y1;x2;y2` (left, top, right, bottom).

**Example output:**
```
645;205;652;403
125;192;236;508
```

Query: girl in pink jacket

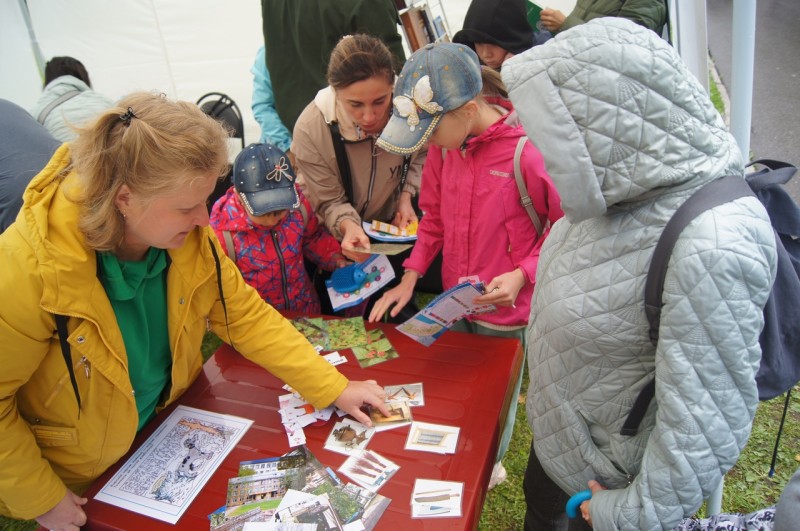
369;43;563;483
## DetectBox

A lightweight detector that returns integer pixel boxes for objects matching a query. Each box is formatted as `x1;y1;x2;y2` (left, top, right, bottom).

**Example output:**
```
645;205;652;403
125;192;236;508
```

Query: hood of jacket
453;0;534;55
502;17;742;223
313;86;364;142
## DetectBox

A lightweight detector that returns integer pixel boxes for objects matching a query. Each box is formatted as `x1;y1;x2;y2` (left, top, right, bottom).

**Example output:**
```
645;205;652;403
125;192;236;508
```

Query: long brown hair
327;34;397;89
70;92;229;251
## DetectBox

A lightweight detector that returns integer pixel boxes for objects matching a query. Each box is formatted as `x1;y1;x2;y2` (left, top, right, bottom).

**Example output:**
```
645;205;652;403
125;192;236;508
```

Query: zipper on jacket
361;139;378;218
271;231;291;310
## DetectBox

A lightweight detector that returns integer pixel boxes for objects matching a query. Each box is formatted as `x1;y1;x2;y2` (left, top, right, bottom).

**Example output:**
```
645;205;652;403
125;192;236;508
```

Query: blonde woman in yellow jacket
0;92;388;531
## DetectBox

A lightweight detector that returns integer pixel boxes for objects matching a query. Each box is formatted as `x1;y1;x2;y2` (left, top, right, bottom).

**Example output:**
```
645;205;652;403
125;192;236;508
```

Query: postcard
383;383;424;407
342;243;413;256
325;317;368;351
291;316;329;349
94;406;252;524
405;421;460;454
274;490;343;530
338;450;399;492
324;418;375;456
368;401;412;432
351;329;399;369
410;479;463;518
396;281;495;346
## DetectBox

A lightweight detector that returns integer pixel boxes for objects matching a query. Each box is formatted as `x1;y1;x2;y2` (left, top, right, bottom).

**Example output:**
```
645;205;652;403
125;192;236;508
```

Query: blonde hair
479;66;509;99
327;34;397;89
70;92;229;251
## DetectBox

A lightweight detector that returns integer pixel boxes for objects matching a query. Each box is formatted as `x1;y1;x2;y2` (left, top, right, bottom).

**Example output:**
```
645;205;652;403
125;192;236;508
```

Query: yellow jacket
0;145;348;519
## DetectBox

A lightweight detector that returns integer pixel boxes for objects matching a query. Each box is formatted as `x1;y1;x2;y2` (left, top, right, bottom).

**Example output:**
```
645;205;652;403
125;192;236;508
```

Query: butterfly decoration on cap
266;156;292;182
393;76;443;132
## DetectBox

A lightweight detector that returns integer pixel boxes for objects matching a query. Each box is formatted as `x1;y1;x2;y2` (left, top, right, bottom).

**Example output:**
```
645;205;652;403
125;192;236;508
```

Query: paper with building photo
94;405;252;524
396;281;495;346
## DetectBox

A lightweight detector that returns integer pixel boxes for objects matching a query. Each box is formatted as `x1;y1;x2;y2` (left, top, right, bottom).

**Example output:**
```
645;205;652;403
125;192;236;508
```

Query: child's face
430;110;471;151
474;43;512;70
247;209;289;229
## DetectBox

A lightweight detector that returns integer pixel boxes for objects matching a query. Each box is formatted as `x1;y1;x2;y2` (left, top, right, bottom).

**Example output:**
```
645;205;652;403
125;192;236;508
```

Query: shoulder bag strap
621;174;754;436
513;137;544;237
37;90;81;125
328;122;354;205
221;231;237;266
208;237;234;349
54;314;82;415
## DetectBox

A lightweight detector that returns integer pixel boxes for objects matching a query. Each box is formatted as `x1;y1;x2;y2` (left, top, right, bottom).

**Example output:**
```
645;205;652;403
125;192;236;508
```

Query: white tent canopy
1;0;264;147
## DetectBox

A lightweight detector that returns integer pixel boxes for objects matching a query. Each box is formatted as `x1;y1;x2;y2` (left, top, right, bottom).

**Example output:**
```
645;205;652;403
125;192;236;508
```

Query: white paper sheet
94;405;252;524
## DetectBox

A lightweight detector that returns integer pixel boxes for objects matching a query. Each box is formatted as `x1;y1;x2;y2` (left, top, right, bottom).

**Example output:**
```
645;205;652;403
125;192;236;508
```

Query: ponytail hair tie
120;107;138;126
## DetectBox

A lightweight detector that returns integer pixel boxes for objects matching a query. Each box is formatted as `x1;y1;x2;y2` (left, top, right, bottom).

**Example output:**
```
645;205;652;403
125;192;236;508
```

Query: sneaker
488;461;507;489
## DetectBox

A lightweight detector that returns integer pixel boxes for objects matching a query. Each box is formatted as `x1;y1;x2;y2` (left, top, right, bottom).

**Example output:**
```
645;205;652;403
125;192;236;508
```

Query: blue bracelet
566;489;592;518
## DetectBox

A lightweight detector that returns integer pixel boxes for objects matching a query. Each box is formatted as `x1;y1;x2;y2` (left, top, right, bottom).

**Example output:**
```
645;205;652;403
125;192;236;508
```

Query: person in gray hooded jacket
502;18;777;531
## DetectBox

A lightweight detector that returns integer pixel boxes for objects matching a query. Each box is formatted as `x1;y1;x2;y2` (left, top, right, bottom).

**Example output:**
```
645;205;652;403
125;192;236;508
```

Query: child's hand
540;8;566;32
368;271;418;322
473;269;526;308
333;380;389;427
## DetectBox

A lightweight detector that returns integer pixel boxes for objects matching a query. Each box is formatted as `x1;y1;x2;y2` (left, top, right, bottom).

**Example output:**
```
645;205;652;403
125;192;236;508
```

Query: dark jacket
0;99;60;234
261;0;406;130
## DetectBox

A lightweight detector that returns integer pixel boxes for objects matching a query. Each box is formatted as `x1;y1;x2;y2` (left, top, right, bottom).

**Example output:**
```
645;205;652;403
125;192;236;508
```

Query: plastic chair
196;92;245;150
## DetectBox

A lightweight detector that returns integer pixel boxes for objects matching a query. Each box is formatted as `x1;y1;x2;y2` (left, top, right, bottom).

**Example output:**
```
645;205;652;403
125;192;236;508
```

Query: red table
83;319;523;530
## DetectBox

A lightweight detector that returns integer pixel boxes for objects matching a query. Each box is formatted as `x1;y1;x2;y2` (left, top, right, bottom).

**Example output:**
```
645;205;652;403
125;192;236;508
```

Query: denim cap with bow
233;143;300;216
377;43;482;155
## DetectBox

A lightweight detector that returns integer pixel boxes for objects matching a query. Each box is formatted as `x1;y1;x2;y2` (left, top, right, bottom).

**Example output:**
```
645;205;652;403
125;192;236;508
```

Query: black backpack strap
54;314;81;414
208;237;234;348
622;175;754;436
37;90;81;125
328;122;354;205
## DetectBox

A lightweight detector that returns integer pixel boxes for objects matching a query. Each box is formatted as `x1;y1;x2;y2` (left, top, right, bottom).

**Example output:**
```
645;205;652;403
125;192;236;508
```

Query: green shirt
97;247;171;431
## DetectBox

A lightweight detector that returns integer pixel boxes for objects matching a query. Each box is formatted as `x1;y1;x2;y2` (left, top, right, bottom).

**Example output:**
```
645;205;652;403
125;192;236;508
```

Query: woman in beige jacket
292;34;427;256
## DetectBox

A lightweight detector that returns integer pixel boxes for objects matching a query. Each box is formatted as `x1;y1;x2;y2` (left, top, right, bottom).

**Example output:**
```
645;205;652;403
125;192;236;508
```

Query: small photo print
410;479;463;518
338;450;399;492
368;401;412;432
404;421;460;454
324;419;375;456
383;383;424;407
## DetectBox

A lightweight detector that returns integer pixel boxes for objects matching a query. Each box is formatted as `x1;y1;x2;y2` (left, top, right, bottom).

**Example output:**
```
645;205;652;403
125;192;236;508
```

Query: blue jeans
524;441;592;531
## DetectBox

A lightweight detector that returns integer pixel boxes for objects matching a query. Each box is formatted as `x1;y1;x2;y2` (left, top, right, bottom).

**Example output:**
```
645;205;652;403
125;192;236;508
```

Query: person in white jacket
502;18;777;530
29;56;114;142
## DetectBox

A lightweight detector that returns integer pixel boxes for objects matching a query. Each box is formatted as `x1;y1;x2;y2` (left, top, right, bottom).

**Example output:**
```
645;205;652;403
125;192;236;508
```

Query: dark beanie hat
453;0;535;55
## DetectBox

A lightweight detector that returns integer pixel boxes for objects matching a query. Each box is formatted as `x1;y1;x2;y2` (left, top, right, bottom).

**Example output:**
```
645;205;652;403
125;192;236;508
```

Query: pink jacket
404;100;563;327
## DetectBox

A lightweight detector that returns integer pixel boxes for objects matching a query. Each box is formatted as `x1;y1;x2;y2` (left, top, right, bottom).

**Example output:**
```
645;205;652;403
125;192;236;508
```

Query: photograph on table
383;382;424;406
404;421;460;454
338;449;399;492
368;400;412;432
324;418;376;456
351;328;399;368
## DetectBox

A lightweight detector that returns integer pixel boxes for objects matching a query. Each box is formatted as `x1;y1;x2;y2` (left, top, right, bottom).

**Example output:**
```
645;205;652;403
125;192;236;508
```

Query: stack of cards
277;392;335;447
411;479;463;518
404;422;460;454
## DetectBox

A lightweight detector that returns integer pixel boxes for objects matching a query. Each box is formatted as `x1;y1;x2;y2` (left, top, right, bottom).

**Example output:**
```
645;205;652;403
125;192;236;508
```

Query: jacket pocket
30;424;78;448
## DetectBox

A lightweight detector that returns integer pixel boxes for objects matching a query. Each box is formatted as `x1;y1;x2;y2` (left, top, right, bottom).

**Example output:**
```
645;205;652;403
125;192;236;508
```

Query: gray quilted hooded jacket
502;19;777;530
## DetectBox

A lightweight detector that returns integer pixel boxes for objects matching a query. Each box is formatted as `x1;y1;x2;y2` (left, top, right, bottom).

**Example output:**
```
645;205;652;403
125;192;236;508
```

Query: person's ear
462;100;480;119
115;184;133;213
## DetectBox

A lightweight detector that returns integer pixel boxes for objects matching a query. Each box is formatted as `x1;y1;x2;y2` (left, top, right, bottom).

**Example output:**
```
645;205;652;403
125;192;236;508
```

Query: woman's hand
473;269;526;308
580;480;607;527
540;8;566;32
340;219;372;262
334;379;390;427
35;490;88;531
392;191;418;229
368;271;419;322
